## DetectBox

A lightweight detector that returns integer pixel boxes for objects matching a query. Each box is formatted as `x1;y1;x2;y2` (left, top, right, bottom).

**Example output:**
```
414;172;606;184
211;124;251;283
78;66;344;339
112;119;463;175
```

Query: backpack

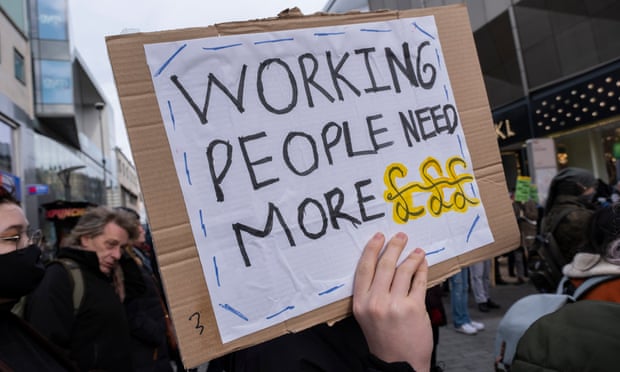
511;300;620;371
12;258;85;318
53;258;86;315
527;207;574;293
494;275;618;370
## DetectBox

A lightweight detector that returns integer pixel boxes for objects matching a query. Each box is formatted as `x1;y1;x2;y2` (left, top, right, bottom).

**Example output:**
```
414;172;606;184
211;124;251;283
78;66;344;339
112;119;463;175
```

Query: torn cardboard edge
106;4;520;368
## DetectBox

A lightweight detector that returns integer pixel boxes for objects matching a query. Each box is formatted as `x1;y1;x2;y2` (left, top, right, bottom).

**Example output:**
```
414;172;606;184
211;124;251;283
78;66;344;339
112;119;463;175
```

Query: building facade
324;0;620;200
0;0;141;247
110;146;141;213
0;0;33;201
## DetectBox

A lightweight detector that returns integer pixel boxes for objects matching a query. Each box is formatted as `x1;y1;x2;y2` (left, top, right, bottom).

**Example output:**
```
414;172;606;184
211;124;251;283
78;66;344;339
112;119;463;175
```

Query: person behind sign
542;167;597;265
116;207;176;372
0;185;78;371
510;203;620;371
26;206;139;372
208;232;433;372
448;267;484;335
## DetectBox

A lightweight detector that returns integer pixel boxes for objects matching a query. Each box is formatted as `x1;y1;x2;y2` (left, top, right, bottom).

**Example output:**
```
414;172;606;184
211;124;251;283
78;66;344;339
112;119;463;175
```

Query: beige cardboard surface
106;4;520;367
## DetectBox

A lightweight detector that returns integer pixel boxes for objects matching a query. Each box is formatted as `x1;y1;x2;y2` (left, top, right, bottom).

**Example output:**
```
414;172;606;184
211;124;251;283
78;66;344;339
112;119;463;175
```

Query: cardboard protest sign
106;4;520;367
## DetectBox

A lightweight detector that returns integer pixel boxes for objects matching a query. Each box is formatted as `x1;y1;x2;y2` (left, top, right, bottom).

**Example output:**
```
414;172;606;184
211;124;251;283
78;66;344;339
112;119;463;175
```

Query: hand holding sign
353;232;432;371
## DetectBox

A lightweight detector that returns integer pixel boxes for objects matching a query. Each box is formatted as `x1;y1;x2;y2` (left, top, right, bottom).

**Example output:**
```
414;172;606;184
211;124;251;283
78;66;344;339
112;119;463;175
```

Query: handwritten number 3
189;312;205;335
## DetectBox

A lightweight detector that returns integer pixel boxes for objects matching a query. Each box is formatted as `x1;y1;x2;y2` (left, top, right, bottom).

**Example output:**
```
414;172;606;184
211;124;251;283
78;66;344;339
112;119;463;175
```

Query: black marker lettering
238;132;279;190
298;198;328;239
283;132;319;176
257;58;298;114
206;139;233;202
170;65;247;125
232;202;295;267
324;187;361;229
355;47;391;93
326;51;361;101
298;53;335;107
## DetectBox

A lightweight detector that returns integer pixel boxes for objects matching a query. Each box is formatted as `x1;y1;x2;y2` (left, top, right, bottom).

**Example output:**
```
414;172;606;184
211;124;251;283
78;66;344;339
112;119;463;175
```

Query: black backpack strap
543;207;576;271
547;206;575;235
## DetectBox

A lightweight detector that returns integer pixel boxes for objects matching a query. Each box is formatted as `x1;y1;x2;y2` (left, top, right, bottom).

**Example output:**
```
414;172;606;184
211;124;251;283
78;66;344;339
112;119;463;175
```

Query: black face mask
0;244;45;300
578;192;596;206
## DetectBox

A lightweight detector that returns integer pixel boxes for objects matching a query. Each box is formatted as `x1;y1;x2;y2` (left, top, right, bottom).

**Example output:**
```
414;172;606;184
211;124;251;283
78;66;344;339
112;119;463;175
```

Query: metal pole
95;102;106;205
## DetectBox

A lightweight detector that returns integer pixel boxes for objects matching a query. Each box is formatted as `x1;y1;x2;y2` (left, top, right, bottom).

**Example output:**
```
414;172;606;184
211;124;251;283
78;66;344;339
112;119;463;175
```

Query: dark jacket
0;309;78;372
512;300;620;372
25;247;132;372
207;316;415;372
541;194;594;264
121;252;173;372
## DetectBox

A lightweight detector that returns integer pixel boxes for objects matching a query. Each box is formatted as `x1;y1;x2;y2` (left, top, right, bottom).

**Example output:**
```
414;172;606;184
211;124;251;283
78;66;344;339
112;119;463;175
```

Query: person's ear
80;235;91;249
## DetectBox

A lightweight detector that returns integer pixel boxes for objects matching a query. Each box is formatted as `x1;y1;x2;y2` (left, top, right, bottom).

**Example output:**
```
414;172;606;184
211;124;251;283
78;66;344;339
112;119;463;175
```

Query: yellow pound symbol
383;156;480;224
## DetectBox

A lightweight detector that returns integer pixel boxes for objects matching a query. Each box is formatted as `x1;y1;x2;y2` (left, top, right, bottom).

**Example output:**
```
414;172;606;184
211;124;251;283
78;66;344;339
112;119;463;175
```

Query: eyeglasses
0;228;42;252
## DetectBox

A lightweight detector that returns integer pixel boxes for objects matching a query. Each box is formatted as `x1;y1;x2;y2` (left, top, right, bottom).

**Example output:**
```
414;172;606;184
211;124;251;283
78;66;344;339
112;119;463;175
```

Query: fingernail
373;232;384;241
396;232;407;240
414;247;425;255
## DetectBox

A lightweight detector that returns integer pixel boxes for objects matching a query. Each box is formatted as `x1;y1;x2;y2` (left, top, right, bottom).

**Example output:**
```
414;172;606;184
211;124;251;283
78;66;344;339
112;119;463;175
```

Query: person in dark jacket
541;167;597;265
208;232;433;372
511;203;620;371
26;206;139;372
0;185;78;371
118;207;174;372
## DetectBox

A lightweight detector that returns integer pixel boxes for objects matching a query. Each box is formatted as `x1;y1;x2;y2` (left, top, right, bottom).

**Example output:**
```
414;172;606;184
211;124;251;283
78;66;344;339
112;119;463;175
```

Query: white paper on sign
143;15;495;343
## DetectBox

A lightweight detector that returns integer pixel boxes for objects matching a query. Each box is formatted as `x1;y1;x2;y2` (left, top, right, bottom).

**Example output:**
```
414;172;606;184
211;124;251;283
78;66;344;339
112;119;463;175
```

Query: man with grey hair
26;206;139;372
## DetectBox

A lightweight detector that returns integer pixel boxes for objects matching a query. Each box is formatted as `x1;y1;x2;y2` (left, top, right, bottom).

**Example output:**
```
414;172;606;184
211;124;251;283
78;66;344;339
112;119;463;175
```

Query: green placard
529;184;538;203
514;176;532;202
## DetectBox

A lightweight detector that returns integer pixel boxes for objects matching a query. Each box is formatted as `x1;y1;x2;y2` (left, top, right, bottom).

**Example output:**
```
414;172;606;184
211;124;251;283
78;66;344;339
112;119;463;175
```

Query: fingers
353;232;385;297
390;248;427;297
371;232;408;291
409;250;428;302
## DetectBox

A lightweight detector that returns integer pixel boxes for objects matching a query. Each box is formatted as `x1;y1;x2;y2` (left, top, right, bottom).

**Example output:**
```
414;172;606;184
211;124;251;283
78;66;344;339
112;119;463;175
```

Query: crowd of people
2;165;620;371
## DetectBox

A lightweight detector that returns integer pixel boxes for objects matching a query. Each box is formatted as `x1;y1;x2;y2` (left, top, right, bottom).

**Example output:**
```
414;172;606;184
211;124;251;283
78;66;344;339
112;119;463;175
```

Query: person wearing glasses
0;185;78;371
26;206;139;372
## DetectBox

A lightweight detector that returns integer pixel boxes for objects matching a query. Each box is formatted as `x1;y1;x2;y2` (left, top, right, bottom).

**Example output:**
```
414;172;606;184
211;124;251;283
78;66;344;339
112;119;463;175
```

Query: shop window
0;121;14;173
14;49;25;84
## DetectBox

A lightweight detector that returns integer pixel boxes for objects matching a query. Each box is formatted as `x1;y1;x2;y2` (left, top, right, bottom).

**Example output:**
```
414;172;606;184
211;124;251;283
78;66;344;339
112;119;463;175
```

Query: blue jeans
450;268;471;328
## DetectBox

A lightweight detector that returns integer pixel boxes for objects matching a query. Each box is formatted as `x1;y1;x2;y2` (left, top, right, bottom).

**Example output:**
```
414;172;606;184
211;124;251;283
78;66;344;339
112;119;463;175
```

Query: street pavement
436;262;538;372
